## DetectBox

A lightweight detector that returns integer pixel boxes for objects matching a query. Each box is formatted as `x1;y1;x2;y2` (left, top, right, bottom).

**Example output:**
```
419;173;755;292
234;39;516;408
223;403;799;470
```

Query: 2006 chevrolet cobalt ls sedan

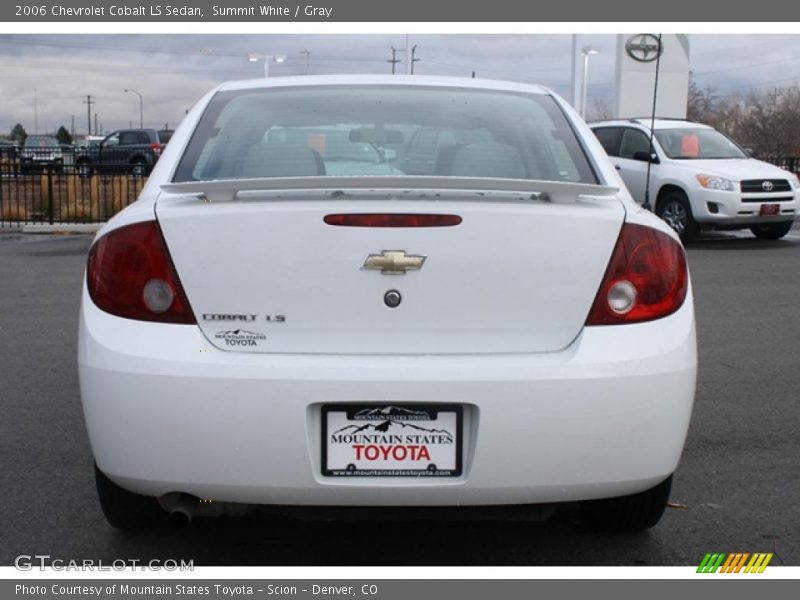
79;75;696;531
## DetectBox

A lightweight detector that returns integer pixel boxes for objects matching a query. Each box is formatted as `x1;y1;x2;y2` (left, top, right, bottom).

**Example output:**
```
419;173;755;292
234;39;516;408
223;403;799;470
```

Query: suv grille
741;179;791;193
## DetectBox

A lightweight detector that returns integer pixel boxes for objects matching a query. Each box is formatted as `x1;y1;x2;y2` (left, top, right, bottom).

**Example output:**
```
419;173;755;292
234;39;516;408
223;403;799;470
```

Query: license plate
760;203;780;216
322;404;462;477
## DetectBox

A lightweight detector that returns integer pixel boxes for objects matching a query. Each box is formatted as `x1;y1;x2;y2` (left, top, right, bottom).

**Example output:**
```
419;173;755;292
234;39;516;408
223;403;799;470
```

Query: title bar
3;0;800;22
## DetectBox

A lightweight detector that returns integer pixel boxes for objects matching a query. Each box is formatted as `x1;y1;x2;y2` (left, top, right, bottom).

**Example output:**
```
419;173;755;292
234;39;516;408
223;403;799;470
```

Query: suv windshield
174;85;597;184
25;136;60;147
654;128;747;160
267;127;383;164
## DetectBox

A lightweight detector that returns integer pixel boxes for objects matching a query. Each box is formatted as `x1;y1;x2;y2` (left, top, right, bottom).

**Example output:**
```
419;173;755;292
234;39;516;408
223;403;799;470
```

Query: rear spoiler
160;176;619;204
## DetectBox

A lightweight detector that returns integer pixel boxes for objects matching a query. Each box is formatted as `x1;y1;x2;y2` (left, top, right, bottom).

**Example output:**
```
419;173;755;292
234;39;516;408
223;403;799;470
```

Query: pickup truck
75;129;170;178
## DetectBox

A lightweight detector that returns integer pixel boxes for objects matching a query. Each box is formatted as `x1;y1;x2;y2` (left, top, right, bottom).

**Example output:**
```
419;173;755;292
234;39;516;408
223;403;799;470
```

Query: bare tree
737;86;800;157
686;73;745;137
685;73;800;158
586;97;613;122
708;95;745;138
686;73;718;124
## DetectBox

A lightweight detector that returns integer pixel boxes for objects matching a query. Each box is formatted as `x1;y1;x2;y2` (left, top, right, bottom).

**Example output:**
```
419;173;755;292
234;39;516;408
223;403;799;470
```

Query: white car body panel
79;284;695;505
79;76;696;510
156;195;624;355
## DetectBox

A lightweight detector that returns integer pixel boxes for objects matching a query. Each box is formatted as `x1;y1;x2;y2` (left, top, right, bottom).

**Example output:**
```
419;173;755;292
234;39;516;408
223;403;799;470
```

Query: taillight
151;142;162;156
585;223;688;325
86;221;196;324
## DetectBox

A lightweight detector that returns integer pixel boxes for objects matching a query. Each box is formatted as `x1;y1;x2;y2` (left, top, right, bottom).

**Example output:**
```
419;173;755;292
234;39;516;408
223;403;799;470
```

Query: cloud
1;33;799;136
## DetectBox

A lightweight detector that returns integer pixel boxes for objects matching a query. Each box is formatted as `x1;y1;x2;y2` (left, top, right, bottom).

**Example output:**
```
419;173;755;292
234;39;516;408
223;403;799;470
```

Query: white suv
591;119;800;241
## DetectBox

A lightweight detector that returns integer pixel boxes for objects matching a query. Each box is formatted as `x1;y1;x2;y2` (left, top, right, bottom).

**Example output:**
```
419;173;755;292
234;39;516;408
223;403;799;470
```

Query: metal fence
2;146;799;227
763;156;799;175
0;147;147;226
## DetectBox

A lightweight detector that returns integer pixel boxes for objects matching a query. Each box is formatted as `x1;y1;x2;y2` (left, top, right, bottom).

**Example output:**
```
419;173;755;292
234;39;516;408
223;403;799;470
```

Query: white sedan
79;75;696;531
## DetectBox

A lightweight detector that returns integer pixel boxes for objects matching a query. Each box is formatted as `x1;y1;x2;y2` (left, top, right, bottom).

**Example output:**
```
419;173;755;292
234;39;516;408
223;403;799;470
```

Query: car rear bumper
78;286;697;507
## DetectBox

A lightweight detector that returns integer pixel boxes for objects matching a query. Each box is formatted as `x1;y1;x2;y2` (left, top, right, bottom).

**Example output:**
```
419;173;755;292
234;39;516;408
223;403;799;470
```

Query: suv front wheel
657;191;699;242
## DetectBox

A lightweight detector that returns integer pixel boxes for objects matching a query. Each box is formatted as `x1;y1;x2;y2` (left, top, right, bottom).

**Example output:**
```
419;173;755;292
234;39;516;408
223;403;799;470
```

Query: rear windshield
173;86;597;184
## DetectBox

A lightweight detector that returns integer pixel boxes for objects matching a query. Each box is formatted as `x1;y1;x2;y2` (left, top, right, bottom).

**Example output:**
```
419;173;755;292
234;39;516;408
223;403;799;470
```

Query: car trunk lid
157;178;625;355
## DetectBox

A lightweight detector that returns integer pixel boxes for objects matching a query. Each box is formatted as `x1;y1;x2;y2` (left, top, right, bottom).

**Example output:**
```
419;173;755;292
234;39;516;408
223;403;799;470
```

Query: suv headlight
696;174;735;192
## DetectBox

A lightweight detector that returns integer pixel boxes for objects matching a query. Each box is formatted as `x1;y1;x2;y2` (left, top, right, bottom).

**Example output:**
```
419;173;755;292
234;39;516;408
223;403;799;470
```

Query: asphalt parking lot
1;227;798;567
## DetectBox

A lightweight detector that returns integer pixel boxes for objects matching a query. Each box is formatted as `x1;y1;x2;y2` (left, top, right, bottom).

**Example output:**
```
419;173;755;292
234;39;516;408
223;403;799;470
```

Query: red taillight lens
151;142;162;156
324;213;462;227
585;223;688;325
86;221;196;324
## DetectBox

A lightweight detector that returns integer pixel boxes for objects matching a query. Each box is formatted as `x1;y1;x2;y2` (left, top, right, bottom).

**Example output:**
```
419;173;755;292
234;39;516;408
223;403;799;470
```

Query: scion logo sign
626;34;663;62
322;404;463;477
214;329;266;347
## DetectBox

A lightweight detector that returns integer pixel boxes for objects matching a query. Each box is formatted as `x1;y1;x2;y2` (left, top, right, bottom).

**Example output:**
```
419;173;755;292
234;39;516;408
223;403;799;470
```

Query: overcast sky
2;33;800;136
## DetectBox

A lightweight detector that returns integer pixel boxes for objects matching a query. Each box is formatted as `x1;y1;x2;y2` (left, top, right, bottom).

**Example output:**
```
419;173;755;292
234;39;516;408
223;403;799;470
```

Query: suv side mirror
744;147;756;158
632;150;659;164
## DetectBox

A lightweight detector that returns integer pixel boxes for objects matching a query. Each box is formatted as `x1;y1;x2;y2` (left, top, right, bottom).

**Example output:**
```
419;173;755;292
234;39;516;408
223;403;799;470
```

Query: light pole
300;49;311;75
124;88;143;128
580;47;600;120
405;34;412;75
249;53;286;78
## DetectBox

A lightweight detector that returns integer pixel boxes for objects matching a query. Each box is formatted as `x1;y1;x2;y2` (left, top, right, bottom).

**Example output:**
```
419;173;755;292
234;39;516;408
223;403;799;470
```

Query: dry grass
62;201;100;222
0;204;29;221
1;173;141;223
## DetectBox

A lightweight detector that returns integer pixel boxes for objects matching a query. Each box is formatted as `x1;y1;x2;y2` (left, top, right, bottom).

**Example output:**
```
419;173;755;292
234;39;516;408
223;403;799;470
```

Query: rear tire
94;463;165;530
579;475;672;532
76;160;93;179
750;221;794;240
657;192;698;242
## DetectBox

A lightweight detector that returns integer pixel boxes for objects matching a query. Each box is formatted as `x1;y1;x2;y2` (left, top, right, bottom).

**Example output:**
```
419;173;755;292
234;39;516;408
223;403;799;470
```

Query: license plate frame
759;203;780;216
321;404;463;477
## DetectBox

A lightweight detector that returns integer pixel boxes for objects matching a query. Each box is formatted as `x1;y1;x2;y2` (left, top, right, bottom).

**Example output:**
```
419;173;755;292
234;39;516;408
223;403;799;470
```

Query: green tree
10;123;27;145
55;125;73;146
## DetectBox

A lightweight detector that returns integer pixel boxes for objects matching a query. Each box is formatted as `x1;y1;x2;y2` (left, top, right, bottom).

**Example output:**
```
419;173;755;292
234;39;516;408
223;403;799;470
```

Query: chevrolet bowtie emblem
362;250;426;275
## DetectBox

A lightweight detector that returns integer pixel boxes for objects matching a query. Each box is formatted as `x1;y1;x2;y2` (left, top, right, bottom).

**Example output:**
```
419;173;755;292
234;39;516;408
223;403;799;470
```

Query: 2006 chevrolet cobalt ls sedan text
79;75;696;531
